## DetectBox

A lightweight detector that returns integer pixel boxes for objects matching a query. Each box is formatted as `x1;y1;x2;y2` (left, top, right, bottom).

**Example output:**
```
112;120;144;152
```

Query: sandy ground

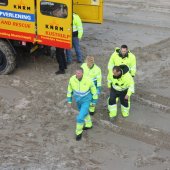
0;0;170;169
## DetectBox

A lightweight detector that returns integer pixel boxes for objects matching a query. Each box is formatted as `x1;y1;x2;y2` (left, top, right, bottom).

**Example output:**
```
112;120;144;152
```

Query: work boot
89;111;95;116
83;126;93;130
55;70;65;75
76;133;82;141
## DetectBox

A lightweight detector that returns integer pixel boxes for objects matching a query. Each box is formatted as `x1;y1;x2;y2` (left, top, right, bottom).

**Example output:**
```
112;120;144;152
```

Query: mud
1;0;170;169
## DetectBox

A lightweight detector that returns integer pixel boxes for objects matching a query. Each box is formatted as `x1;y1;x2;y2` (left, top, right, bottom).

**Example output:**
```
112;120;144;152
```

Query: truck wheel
0;40;16;75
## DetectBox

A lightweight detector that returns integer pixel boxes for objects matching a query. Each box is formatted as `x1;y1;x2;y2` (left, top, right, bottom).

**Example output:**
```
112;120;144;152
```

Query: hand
124;95;129;100
67;103;72;108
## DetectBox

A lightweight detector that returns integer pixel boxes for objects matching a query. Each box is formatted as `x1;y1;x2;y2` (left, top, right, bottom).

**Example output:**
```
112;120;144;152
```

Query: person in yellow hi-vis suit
107;65;134;121
67;67;98;141
66;13;83;63
108;45;136;77
81;56;102;115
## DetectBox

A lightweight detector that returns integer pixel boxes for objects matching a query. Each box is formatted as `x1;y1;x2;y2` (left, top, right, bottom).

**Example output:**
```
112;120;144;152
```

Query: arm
96;68;102;94
90;81;98;104
126;75;135;97
67;79;73;104
75;15;83;39
108;53;115;75
107;73;112;89
129;53;136;77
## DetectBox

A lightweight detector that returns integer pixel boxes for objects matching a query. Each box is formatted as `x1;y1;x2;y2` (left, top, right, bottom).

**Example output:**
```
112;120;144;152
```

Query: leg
75;101;91;140
89;84;98;115
66;49;72;63
108;87;117;119
84;114;92;129
63;50;67;69
119;90;130;117
84;102;93;128
60;48;67;70
89;102;96;115
73;37;82;63
55;48;65;74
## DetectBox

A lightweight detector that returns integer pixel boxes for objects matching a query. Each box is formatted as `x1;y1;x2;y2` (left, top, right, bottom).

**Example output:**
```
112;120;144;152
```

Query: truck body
0;0;103;74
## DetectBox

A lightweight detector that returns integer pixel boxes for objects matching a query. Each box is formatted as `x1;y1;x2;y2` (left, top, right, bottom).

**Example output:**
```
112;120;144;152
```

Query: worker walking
81;56;102;115
66;13;83;64
108;45;136;77
67;67;98;141
107;65;134;121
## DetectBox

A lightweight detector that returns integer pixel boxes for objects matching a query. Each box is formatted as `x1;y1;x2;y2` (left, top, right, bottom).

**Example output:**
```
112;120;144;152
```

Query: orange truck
0;0;103;74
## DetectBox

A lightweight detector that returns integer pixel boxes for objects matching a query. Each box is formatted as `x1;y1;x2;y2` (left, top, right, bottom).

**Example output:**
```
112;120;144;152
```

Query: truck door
73;0;103;23
0;0;36;42
36;0;72;49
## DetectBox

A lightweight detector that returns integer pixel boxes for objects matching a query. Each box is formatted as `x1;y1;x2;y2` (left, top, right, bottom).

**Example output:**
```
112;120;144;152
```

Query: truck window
40;1;68;19
0;0;8;6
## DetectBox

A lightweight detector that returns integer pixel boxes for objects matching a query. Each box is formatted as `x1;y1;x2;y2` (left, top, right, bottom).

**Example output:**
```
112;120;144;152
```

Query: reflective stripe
67;92;72;94
108;65;114;69
73;27;83;32
109;107;117;111
121;105;129;117
92;75;101;81
85;119;91;123
109;104;117;111
74;90;90;97
112;84;128;91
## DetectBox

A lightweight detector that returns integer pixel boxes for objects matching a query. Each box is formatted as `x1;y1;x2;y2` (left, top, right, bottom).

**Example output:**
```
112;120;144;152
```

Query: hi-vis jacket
81;63;102;88
73;13;83;39
107;67;135;97
67;75;98;104
108;48;136;77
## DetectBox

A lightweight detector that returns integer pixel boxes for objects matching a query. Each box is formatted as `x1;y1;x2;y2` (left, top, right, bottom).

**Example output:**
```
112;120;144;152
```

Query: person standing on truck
108;45;136;77
67;67;98;141
81;56;102;115
107;65;135;121
66;13;83;64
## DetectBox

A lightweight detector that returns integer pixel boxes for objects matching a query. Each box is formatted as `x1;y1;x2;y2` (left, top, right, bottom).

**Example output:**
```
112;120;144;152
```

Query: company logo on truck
45;24;64;31
0;9;35;22
13;5;31;11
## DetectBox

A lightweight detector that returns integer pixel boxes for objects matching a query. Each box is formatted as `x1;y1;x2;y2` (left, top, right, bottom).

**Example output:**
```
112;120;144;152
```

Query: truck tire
0;40;16;75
